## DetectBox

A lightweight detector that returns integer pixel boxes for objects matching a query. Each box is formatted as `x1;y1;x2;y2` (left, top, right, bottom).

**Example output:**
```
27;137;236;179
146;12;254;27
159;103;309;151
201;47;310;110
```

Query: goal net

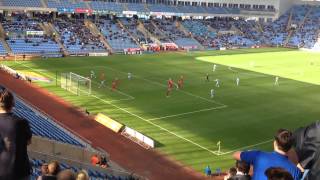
60;72;91;95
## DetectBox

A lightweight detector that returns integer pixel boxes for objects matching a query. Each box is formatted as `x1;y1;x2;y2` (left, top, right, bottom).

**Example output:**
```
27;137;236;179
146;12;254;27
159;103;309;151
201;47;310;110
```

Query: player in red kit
166;78;174;97
111;78;119;91
177;75;184;89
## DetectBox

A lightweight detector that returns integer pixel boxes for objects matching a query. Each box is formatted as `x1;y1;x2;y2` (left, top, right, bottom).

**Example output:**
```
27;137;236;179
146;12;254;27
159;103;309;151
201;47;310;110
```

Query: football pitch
3;48;320;172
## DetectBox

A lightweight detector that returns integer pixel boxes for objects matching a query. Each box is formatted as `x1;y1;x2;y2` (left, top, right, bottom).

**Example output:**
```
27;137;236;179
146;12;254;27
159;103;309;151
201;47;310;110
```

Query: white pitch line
228;66;268;78
15;62;134;101
217;139;274;156
90;94;221;156
147;105;227;121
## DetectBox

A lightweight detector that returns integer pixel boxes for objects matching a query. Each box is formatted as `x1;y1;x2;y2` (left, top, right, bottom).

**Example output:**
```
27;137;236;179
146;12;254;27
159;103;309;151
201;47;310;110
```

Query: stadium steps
46;22;69;56
84;0;91;9
137;20;161;45
299;7;312;29
122;3;129;11
286;8;293;31
150;20;170;41
176;21;205;50
83;19;113;53
0;38;11;54
144;3;150;12
116;19;143;50
40;0;48;8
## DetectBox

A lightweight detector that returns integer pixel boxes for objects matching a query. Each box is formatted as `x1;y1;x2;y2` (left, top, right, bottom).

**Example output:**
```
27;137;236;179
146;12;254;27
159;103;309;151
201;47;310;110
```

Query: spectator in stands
43;160;60;180
225;161;251;180
265;167;293;180
76;170;89;180
90;154;100;166
0;88;32;180
57;169;76;180
233;129;302;180
224;167;237;180
100;155;108;168
204;165;211;176
292;121;320;180
37;163;49;180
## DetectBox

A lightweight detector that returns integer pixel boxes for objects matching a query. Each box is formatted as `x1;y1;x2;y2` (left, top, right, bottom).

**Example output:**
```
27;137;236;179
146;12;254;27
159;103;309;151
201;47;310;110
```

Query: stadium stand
2;0;42;8
47;0;87;9
120;18;153;46
96;18;140;52
13;98;87;147
0;41;7;55
89;1;124;13
2;15;61;55
54;17;107;54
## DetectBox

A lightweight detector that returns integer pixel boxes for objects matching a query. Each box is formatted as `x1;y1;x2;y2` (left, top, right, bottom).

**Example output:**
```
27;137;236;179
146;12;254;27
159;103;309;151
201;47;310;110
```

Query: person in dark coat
292;121;320;180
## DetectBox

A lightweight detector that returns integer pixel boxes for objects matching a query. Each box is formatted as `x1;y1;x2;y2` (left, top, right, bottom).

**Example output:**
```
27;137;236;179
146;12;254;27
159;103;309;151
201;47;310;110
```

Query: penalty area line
147;105;227;121
215;139;274;156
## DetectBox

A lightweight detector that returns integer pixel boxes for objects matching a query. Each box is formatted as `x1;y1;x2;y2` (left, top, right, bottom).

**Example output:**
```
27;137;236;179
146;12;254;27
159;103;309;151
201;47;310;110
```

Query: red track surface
0;69;210;180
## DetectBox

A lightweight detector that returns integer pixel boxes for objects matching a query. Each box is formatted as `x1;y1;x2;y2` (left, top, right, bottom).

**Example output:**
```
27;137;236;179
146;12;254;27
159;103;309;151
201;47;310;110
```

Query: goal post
60;72;91;96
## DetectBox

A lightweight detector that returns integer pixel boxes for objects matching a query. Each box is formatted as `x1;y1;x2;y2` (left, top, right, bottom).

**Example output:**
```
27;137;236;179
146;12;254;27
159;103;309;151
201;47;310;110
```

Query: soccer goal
60;72;91;95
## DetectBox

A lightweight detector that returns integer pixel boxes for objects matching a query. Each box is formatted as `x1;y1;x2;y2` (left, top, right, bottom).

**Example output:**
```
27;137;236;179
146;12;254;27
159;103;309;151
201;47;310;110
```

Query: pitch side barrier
94;113;155;149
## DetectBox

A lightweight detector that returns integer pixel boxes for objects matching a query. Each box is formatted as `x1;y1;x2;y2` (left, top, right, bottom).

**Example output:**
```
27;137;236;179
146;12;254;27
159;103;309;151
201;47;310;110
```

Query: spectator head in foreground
265;167;293;180
57;169;76;180
0;88;14;112
226;161;251;180
48;161;60;176
76;170;89;180
232;129;301;180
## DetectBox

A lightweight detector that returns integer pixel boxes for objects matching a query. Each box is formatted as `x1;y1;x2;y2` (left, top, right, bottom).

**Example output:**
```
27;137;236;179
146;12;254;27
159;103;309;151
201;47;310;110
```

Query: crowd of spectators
54;16;106;53
121;18;153;45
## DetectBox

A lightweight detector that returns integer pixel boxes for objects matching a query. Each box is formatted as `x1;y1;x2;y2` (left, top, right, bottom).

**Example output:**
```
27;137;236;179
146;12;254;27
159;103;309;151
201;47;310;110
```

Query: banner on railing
26;31;44;36
122;126;155;148
57;8;75;13
94;113;124;133
75;8;93;14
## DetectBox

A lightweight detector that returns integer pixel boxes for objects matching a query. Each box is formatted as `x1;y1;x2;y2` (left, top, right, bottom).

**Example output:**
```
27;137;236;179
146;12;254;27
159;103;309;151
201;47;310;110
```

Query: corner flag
217;141;221;146
217;141;221;154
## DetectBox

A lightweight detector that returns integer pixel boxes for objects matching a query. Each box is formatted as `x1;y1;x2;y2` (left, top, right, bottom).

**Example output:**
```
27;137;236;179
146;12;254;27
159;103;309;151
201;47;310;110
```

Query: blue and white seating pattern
7;38;60;55
97;19;140;52
120;19;153;45
89;1;124;13
2;17;61;55
47;0;87;9
13;99;86;147
0;42;7;55
126;3;147;12
3;0;42;7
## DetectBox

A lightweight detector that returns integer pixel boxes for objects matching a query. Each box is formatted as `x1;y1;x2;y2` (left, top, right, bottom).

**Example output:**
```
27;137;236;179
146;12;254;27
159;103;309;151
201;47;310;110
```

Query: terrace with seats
120;18;153;45
96;18;140;52
2;0;42;7
147;4;178;13
89;1;124;13
153;19;201;48
2;16;61;55
143;19;171;43
13;98;87;147
126;3;147;12
182;20;216;48
47;0;87;9
54;17;106;54
0;42;7;55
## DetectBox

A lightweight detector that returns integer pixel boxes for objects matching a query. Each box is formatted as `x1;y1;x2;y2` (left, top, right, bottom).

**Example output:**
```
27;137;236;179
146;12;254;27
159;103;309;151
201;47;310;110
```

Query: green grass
3;47;320;172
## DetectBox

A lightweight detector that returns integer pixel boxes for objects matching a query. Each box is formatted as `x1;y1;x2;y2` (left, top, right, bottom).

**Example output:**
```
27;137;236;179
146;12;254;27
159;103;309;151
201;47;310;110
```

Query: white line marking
12;62;274;156
15;62;134;101
217;139;274;155
147;105;227;121
13;62;222;155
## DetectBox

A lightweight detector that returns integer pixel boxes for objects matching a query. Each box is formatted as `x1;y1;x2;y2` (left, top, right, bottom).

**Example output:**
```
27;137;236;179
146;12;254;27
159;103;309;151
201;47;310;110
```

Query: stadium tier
13;99;87;147
0;42;7;55
96;18;140;52
2;0;42;8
